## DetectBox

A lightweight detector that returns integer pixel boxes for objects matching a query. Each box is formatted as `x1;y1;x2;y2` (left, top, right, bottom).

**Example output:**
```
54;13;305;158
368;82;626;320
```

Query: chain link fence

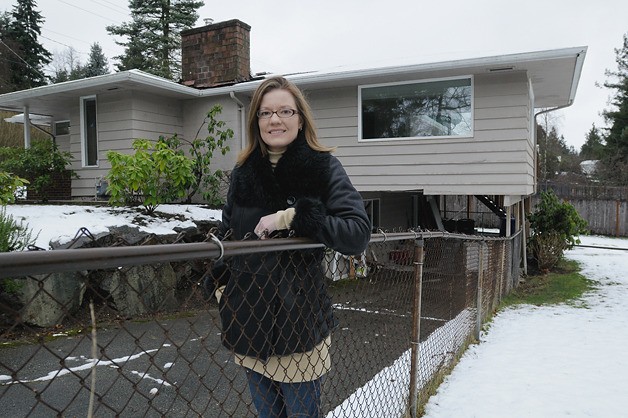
0;229;521;417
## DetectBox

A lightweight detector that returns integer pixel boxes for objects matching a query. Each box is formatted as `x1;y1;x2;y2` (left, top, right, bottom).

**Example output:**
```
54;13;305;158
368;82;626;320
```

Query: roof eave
198;46;589;101
0;69;200;107
568;47;587;105
0;46;588;110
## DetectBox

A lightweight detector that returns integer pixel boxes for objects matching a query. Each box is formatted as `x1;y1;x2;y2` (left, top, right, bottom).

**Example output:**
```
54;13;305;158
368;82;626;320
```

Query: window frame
54;120;70;136
80;95;98;167
363;198;381;231
358;75;474;142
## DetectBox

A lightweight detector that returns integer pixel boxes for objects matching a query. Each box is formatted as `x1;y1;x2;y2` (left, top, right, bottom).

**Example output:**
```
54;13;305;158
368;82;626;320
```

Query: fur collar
233;132;331;210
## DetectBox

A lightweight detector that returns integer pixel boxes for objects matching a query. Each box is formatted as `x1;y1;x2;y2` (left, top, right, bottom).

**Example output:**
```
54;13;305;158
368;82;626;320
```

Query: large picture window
359;77;473;141
80;96;98;167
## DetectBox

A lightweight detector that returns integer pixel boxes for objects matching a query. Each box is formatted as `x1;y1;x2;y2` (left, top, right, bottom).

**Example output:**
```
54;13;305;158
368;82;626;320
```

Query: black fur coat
217;133;371;360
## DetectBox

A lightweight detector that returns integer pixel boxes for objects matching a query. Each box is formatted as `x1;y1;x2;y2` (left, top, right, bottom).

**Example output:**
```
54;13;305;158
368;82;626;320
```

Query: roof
0;70;201;117
0;46;587;117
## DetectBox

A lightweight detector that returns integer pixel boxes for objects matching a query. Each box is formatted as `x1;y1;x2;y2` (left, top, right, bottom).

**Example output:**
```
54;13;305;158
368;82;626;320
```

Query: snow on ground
422;235;628;418
4;204;221;250
326;236;628;418
326;309;474;418
4;204;627;417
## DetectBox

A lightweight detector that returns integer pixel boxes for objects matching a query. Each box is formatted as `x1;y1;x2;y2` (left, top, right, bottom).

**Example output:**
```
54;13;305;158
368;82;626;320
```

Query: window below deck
359;76;473;141
364;198;380;231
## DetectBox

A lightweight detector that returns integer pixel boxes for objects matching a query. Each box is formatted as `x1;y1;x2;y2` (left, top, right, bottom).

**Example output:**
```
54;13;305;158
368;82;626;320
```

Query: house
0;19;586;236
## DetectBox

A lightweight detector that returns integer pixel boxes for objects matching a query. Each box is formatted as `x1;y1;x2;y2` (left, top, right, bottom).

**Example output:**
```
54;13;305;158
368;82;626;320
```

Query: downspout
534;102;573;186
521;199;527;276
23;105;31;149
529;103;572;277
229;92;246;151
31;123;56;144
534;102;572;119
534;103;572;127
14;120;55;143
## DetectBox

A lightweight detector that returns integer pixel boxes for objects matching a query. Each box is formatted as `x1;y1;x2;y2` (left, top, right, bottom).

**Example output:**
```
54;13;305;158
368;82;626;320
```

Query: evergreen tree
580;124;605;160
0;11;16;93
49;43;109;83
0;11;10;37
599;33;628;185
538;125;566;181
107;0;204;80
560;141;581;175
83;43;110;78
5;0;52;89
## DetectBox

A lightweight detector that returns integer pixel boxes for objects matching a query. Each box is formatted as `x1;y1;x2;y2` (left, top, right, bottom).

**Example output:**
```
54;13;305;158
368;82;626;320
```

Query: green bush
106;105;232;210
106;138;196;214
0;171;29;204
168;105;233;206
528;190;588;271
0;139;75;199
0;206;39;252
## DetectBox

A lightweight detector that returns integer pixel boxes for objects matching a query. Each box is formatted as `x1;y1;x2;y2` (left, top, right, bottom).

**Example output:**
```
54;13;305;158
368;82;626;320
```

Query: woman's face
258;88;303;152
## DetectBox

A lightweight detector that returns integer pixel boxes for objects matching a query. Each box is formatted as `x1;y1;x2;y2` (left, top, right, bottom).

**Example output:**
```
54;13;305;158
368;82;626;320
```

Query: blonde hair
237;76;334;165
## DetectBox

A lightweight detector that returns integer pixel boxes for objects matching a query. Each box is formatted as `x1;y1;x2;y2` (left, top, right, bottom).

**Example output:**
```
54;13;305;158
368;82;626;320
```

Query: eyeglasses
257;109;299;119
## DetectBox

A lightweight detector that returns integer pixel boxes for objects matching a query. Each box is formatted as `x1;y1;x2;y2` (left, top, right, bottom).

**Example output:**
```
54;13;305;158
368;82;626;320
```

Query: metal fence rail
0;230;521;417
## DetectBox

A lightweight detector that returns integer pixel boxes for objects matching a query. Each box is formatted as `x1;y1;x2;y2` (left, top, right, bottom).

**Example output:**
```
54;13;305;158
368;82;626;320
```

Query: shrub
106;105;232;210
106;138;196;214
0;171;29;205
0;139;75;200
0;206;39;252
169;105;233;206
528;190;588;271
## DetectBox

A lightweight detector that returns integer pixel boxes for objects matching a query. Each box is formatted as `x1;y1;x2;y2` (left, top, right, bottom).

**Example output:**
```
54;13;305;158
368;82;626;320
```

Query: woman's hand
254;213;278;239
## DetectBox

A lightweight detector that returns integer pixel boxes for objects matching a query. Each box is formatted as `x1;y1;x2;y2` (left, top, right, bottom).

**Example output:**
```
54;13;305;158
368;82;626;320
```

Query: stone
99;263;178;317
14;271;87;327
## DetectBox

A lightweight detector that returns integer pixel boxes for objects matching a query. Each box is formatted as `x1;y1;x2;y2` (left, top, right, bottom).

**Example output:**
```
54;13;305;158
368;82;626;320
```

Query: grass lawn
500;259;596;308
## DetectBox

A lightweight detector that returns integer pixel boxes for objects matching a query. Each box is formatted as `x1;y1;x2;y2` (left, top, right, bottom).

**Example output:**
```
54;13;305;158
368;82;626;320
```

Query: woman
214;76;370;417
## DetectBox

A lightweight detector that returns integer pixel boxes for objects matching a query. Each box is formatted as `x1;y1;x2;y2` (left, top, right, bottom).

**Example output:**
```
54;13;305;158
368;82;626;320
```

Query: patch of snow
421;235;628;418
3;204;221;250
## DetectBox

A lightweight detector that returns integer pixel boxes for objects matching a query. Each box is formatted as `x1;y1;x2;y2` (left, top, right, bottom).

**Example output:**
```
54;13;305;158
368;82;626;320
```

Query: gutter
0;46;589;105
568;49;587;104
528;44;584;273
0;70;202;105
529;99;577;277
195;46;590;97
533;47;586;114
534;102;572;120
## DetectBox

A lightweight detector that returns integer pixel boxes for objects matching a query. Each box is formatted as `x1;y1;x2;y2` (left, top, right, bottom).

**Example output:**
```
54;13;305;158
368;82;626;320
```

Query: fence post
498;241;506;303
616;200;621;237
409;238;425;418
475;243;484;340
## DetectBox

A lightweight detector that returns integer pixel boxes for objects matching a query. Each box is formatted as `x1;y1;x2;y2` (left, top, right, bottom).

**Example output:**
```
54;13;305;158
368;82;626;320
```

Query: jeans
245;369;323;418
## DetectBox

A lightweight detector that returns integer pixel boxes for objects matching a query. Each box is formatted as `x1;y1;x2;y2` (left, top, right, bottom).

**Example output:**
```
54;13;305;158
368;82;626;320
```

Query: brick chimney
181;19;251;88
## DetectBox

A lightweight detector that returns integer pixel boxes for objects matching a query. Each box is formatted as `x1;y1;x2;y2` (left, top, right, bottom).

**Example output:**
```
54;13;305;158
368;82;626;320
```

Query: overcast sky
1;0;627;150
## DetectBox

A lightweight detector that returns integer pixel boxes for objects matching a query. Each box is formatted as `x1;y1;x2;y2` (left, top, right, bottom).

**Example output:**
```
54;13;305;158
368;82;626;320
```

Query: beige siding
182;97;242;173
70;91;187;198
306;71;533;196
64;70;535;199
127;92;184;143
56;134;71;154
